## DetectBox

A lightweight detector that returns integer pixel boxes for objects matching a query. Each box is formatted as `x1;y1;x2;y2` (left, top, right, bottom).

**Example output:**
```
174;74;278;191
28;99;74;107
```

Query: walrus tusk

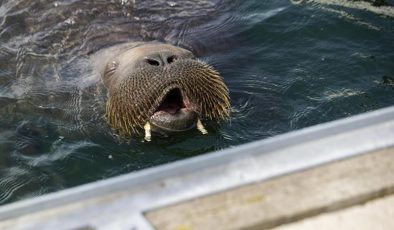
144;122;152;142
197;119;208;135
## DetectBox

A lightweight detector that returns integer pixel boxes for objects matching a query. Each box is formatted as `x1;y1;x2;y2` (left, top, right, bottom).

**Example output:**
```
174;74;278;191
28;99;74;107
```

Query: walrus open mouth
149;88;198;133
154;88;187;115
104;54;230;141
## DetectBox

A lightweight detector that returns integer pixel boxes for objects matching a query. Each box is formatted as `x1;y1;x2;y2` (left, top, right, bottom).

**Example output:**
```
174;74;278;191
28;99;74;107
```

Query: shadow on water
0;0;393;204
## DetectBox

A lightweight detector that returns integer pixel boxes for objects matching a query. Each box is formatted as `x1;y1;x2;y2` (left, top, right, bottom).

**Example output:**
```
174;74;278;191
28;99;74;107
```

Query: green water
0;0;393;205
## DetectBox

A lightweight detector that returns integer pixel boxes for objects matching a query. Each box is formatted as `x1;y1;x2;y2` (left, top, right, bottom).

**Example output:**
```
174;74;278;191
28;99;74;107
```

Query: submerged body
93;42;230;140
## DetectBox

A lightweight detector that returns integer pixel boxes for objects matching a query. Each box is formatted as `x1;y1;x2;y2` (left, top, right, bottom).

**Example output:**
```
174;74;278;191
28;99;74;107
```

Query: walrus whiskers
95;42;230;139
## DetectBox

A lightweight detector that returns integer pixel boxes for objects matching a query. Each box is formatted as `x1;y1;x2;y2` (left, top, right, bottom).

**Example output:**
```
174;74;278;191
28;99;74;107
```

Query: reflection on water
0;0;393;205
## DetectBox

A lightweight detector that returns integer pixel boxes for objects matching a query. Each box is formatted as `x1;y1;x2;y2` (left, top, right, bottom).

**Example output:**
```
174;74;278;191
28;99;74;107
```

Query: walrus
93;42;230;141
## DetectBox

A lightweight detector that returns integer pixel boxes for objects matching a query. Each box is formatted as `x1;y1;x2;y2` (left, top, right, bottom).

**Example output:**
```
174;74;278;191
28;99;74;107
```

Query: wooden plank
272;194;394;230
145;147;394;230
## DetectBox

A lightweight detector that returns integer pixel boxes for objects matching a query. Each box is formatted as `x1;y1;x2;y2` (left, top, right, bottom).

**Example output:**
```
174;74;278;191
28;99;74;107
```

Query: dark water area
0;0;393;205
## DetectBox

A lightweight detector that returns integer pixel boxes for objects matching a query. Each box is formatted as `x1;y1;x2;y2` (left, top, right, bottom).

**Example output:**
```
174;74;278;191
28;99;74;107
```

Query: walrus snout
95;42;231;139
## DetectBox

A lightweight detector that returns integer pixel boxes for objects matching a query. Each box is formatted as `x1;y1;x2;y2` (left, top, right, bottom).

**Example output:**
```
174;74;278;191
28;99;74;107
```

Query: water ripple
0;167;31;203
16;140;99;167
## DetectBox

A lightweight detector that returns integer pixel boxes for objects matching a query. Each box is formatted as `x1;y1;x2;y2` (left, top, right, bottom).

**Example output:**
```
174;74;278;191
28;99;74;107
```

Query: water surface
0;0;393;204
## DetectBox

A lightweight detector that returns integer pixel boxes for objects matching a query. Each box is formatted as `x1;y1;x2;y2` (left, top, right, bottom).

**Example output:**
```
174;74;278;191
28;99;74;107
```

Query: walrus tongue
149;88;199;133
156;88;184;114
156;101;181;114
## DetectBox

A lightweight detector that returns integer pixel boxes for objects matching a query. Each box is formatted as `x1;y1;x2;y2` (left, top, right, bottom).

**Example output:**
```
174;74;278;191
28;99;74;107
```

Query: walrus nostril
146;58;160;66
167;55;177;64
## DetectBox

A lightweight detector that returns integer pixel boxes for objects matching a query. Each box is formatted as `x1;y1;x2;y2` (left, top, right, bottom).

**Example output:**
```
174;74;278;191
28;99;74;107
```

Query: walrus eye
146;58;160;66
103;61;118;84
167;55;177;64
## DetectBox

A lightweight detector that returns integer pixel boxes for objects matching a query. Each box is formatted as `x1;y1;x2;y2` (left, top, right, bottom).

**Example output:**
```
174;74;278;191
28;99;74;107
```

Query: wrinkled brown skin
93;42;230;138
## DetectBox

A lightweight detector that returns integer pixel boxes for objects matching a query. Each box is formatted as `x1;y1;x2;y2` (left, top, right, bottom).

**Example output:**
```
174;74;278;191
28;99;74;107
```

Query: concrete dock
147;147;394;230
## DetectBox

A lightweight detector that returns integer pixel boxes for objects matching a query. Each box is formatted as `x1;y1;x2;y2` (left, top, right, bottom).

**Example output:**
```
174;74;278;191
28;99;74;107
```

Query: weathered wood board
145;147;394;230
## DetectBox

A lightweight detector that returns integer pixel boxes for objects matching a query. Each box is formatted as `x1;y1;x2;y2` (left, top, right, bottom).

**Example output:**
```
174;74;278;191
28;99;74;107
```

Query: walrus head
101;42;230;140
